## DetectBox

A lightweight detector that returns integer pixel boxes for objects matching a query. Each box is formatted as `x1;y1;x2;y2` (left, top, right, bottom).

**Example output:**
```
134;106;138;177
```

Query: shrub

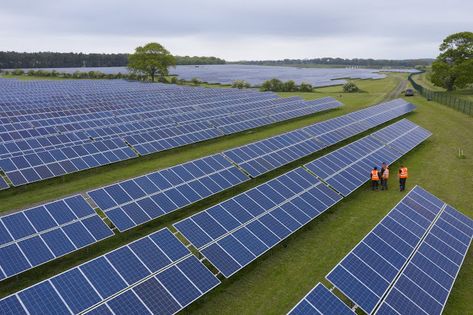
11;69;25;75
299;82;313;92
191;77;202;85
343;81;360;93
232;80;251;89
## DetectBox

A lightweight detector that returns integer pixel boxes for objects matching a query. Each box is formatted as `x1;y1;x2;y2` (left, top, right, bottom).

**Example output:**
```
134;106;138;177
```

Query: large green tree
128;43;176;82
431;32;473;91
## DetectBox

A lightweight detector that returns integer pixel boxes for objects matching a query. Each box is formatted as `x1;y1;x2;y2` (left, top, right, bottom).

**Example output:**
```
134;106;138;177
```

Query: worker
381;164;389;190
399;164;408;191
370;166;380;191
380;162;387;190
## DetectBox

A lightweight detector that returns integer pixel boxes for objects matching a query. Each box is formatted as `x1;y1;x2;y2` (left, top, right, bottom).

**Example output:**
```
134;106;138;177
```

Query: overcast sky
1;0;472;61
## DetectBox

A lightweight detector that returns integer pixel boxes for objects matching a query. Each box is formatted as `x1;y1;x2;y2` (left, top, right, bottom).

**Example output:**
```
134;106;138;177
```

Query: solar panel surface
0;195;113;281
0;228;220;315
288;283;355;315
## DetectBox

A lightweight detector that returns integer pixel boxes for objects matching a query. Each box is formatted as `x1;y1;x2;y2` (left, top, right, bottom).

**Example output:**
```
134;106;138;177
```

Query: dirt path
383;76;408;101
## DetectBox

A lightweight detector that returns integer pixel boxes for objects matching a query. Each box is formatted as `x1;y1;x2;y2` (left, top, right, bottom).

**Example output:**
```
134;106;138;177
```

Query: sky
1;0;472;61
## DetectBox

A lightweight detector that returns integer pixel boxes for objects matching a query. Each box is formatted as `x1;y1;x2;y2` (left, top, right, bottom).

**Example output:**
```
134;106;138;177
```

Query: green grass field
0;73;471;314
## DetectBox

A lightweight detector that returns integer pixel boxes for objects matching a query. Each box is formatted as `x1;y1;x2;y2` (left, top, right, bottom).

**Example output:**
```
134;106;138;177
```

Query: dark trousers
399;178;407;191
381;179;388;190
371;180;379;190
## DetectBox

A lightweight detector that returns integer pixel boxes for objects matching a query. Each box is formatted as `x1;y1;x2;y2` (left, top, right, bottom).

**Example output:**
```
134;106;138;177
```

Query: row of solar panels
0;97;342;188
86;100;416;232
0;228;220;315
288;186;473;315
223;98;415;177
0;117;428;284
0;119;432;314
0;195;114;281
173;119;431;278
0;81;270;111
0;92;279;143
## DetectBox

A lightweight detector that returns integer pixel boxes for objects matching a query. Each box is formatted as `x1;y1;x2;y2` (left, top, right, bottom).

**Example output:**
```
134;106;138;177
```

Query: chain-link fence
408;72;473;116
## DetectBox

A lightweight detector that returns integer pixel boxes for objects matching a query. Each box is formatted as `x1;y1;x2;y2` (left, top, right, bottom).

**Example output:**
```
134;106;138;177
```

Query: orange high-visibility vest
399;167;408;179
371;170;379;181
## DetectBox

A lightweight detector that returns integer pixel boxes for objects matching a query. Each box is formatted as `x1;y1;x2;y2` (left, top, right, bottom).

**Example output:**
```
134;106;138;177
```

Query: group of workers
370;163;408;192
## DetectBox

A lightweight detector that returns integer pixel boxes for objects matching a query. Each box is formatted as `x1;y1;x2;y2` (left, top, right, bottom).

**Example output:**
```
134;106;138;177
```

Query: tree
283;80;297;92
343;81;359;93
128;42;176;82
232;80;251;89
431;32;473;91
299;82;313;92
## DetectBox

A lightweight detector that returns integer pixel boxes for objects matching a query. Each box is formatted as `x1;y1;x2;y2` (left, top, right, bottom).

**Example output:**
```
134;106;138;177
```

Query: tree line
237;57;433;68
0;51;225;69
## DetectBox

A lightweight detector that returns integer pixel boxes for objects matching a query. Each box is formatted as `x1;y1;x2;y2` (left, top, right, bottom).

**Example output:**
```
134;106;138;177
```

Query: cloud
0;0;472;60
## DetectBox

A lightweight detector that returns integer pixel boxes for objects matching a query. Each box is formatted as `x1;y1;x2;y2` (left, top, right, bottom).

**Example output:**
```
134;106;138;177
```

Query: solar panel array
0;195;113;281
224;98;415;177
0;79;342;188
0;228;220;315
305;119;432;196
174;168;342;277
376;204;473;315
288;283;355;315
319;186;473;315
168;119;430;279
88;154;249;232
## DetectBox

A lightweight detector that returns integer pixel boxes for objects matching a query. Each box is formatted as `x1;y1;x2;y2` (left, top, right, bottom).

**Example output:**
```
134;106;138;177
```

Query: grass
1;73;472;314
414;72;473;102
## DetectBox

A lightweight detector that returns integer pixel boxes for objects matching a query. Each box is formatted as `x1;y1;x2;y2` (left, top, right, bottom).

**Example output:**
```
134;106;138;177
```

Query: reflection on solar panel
174;168;342;278
288;283;354;315
88;154;249;232
323;186;473;315
224;99;415;177
0;78;341;189
0;195;113;282
305;119;431;196
376;205;473;315
0;228;220;315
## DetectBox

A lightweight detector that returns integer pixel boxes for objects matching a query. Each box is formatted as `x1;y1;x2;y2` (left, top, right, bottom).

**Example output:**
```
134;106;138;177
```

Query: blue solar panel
174;167;342;278
0;195;113;281
375;200;473;315
0;228;221;315
0;177;9;190
88;154;249;232
305;119;431;197
224;99;414;177
0;78;340;188
326;186;444;314
288;283;355;315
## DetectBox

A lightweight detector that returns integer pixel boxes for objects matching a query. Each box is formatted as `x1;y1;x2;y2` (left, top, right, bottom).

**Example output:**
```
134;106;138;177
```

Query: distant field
0;73;471;315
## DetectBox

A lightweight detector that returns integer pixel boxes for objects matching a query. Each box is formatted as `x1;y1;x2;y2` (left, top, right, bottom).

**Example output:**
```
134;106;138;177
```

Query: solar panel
305;119;431;196
88;154;249;232
0;228;220;315
0;177;9;190
0;195;113;281
224;99;415;177
1;139;137;187
174;167;342;277
375;204;473;315
288;283;355;315
1;78;341;187
325;186;445;313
